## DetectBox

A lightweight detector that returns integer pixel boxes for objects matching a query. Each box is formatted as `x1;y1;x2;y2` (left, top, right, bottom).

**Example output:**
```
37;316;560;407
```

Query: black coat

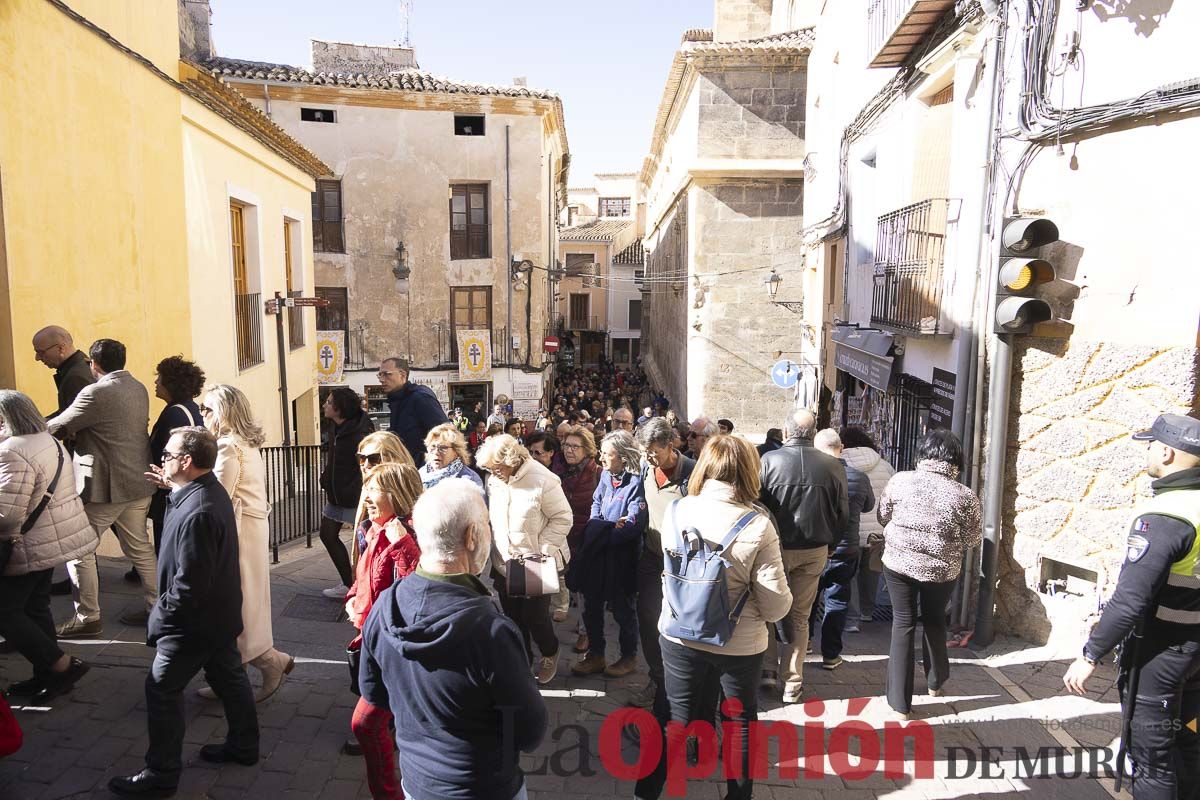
759;437;849;550
387;383;448;467
321;411;375;508
148;472;243;646
51;350;94;418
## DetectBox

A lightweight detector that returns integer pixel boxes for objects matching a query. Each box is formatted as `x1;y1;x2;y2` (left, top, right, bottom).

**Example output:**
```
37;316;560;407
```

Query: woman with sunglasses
348;432;412;573
319;388;375;600
418;423;484;492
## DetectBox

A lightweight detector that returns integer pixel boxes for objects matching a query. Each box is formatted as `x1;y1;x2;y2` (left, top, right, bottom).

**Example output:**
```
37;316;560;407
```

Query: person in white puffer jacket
839;426;896;630
0;390;96;703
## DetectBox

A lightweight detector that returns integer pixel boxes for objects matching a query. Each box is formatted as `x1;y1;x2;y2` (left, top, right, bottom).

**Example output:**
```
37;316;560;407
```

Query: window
454;114;485;136
449;184;490;260
612;338;630;364
599;197;630;217
450;287;492;361
565;252;594;276
284;221;304;349
230;203;263;369
567;205;578;226
628;299;642;330
311;178;344;253
316;286;350;365
301;108;336;123
568;293;590;329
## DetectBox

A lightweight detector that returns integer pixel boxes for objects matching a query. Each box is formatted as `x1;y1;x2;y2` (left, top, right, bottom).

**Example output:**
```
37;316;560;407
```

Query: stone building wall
997;337;1200;643
642;202;690;417
698;69;806;160
688;179;805;432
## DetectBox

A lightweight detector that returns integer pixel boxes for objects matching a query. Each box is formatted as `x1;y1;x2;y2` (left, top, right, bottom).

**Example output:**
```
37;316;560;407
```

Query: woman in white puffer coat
0;390;96;702
839;426;895;629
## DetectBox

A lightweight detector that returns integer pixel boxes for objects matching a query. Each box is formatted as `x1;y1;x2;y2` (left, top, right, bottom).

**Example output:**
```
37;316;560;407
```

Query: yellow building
0;0;329;444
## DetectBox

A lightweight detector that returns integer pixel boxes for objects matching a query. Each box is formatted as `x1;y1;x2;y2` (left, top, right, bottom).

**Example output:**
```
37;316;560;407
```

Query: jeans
494;572;560;664
810;553;859;660
145;634;258;776
582;586;638;661
1123;636;1200;800
660;636;763;800
69;495;156;622
0;569;63;679
883;567;955;714
763;546;827;692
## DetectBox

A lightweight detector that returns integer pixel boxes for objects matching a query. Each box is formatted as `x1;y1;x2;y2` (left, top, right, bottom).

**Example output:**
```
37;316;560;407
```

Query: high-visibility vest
1129;487;1200;626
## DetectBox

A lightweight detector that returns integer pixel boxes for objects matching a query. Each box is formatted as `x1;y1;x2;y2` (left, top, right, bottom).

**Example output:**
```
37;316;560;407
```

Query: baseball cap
1132;414;1200;456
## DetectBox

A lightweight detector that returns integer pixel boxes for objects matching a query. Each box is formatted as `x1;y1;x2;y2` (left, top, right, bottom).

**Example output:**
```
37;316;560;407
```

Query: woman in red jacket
345;463;423;799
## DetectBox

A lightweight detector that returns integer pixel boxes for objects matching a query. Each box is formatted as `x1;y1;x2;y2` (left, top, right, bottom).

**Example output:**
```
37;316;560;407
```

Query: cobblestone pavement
1;534;1130;799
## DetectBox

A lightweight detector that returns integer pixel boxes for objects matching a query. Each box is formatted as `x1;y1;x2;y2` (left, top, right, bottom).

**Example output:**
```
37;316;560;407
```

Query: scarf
420;457;467;488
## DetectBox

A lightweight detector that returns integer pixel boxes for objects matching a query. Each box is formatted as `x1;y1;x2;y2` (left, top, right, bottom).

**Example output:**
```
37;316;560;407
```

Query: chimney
713;0;773;43
178;0;215;61
311;40;419;74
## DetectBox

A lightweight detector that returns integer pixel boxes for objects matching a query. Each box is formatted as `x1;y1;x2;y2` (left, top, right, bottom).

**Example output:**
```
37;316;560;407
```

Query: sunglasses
198;404;212;415
356;452;383;466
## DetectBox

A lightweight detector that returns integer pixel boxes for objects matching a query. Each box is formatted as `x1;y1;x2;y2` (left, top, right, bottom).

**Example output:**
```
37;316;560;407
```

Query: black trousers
318;515;355;587
637;553;665;689
149;490;168;555
883;567;955;714
494;572;559;664
0;569;63;679
660;636;763;800
1124;635;1200;800
145;634;259;777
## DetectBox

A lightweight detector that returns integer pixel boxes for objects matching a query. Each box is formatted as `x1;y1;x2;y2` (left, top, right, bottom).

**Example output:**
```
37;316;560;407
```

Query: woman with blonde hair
476;434;572;686
345;463;422;792
350;431;413;570
419;423;484;492
195;384;293;701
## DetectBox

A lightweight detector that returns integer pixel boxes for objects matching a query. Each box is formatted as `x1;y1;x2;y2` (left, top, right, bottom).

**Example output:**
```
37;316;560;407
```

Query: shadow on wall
1090;0;1175;37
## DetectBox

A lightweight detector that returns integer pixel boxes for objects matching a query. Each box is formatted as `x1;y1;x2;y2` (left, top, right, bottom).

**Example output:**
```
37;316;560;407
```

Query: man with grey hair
358;478;547;800
758;409;849;702
685;415;719;459
612;406;635;433
378;356;447;466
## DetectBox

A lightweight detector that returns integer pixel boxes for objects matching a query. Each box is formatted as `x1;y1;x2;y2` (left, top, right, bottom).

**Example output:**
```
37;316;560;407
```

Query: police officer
1064;413;1200;799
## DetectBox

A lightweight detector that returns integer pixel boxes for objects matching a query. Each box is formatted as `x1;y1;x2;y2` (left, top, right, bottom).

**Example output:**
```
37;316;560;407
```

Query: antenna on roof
398;0;412;47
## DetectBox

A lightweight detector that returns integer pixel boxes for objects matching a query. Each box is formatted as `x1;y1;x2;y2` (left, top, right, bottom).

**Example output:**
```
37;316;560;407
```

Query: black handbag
347;645;361;696
1;443;65;574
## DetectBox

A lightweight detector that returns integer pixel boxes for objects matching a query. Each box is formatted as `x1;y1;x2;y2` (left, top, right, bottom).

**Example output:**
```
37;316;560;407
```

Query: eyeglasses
614;420;634;429
376;370;397;380
562;443;583;452
426;444;453;453
198;404;212;415
33;344;61;357
528;448;548;457
686;431;699;439
356;452;383;466
161;450;184;463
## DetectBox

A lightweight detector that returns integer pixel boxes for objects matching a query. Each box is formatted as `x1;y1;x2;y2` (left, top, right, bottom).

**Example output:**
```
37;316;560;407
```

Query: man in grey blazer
48;339;158;637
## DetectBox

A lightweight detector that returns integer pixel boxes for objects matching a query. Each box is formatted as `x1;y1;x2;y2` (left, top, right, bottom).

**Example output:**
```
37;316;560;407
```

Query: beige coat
659;480;793;657
487;457;573;578
214;435;273;662
0;432;97;575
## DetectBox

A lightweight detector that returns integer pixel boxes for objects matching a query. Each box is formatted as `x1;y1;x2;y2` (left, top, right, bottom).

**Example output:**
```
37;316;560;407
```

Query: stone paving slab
0;533;1129;799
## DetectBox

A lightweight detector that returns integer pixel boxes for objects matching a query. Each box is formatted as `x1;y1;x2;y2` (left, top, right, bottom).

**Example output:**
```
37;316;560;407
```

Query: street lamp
762;269;782;300
511;257;534;289
392;240;411;280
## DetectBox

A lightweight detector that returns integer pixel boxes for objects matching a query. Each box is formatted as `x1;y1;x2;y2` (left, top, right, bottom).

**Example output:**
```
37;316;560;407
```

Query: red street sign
544;337;560;353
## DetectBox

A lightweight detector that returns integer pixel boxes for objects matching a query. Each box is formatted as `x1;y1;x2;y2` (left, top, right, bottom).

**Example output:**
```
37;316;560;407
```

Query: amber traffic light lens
1005;265;1033;291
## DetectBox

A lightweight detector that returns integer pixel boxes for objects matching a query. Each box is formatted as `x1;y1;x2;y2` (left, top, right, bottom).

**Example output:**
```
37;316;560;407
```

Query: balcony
867;0;955;68
870;199;951;336
235;292;264;370
552;313;603;332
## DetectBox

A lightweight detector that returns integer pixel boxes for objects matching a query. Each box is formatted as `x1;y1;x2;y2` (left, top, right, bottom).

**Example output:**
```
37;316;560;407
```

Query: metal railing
287;290;304;350
871;198;950;335
262;444;323;563
235;292;264;370
879;374;934;472
346;326;367;369
437;325;510;365
555;313;602;332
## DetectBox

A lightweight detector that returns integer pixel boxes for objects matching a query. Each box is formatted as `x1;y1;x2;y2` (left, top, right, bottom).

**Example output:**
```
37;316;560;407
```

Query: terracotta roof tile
613;240;644;265
559;219;633;242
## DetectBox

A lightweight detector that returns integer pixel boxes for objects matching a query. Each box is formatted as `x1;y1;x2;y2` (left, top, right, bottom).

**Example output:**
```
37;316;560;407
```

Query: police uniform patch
1126;531;1150;562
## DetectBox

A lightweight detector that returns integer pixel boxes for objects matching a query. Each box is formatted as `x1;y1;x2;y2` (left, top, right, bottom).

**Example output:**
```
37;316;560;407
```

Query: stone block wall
996;337;1199;642
689;179;806;432
698;69;806;160
714;0;774;42
642;203;689;417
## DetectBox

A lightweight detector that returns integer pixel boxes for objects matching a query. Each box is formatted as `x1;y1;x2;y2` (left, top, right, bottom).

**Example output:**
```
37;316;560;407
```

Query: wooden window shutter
230;204;248;295
468;185;489;258
312;179;344;253
450;186;469;260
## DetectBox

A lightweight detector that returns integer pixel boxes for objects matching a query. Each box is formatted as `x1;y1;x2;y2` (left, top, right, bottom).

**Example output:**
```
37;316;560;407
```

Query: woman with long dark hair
319;387;375;598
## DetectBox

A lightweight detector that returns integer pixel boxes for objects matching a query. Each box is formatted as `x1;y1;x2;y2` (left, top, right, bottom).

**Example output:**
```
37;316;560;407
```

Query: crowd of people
2;341;1196;800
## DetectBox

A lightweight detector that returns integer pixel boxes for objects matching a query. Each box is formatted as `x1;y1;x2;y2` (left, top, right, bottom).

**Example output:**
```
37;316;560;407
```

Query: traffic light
994;216;1059;334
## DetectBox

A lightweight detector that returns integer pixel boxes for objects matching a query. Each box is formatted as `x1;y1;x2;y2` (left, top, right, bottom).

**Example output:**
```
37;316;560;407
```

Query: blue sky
209;0;714;184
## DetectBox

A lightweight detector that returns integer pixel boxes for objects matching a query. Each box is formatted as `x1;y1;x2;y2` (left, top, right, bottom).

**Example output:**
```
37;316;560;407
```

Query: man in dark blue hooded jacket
359;477;547;800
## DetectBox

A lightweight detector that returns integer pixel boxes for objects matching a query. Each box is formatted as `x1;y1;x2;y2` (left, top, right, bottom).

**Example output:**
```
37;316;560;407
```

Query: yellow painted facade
0;0;323;444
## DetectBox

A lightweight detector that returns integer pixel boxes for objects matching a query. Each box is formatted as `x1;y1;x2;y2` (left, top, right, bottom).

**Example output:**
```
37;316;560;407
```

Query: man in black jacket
32;325;94;418
378;357;447;466
109;427;258;798
758;409;849;703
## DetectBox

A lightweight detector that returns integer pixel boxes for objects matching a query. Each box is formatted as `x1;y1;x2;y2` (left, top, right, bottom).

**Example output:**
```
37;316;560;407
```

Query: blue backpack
661;500;759;647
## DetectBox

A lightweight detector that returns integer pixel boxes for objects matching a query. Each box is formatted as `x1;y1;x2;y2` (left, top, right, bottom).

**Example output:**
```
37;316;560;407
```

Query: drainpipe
973;333;1013;648
505;125;512;372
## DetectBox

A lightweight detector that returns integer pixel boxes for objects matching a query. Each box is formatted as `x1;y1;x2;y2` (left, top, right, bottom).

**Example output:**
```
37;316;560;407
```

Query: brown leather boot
571;654;607;675
573;633;589;653
604;655;638;678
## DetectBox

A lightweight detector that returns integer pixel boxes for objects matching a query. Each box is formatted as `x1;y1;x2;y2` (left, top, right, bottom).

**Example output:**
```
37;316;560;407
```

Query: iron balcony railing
555;314;602;332
261;444;323;563
871;198;951;336
437;326;510;365
867;0;956;68
235;292;264;370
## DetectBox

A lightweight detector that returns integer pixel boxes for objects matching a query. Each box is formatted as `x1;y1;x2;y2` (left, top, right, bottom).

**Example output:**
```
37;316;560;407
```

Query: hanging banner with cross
456;329;492;382
315;330;345;385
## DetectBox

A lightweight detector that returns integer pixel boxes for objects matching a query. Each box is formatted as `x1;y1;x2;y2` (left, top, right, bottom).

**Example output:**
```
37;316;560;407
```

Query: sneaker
118;608;150;627
552;609;569;623
571;654;607;676
322;584;350;600
759;670;779;693
604;656;638;678
32;657;90;703
928;687;944;697
573;633;590;653
631;681;657;708
822;656;843;670
782;684;803;704
844;623;861;633
55;618;103;639
806;641;813;654
536;656;558;685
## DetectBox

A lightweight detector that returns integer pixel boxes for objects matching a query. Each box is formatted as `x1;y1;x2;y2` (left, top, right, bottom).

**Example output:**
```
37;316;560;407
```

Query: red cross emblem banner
457;329;492;382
